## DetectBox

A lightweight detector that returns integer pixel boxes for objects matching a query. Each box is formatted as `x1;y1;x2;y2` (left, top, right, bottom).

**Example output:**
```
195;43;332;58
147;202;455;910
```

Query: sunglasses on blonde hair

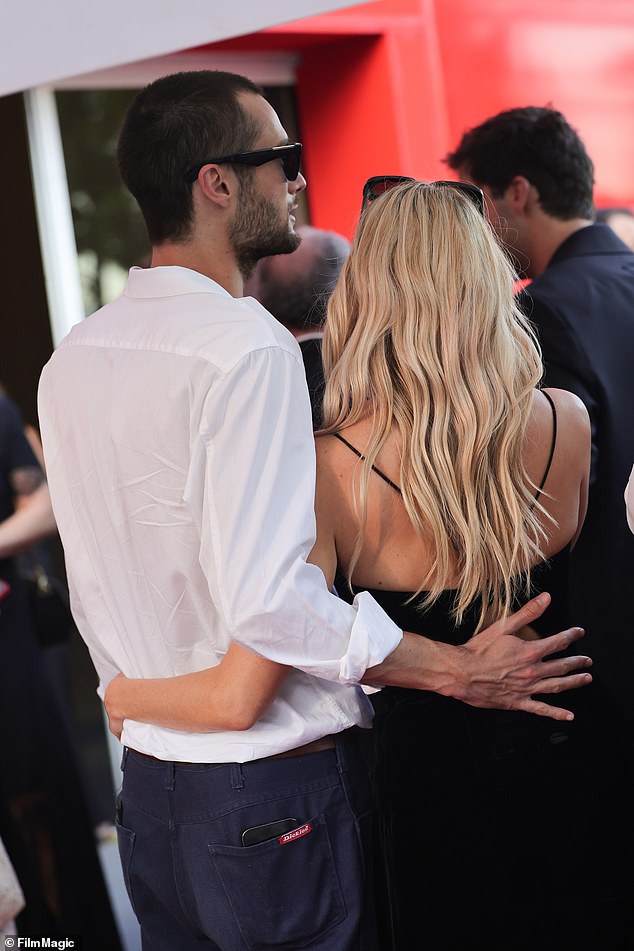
362;175;485;217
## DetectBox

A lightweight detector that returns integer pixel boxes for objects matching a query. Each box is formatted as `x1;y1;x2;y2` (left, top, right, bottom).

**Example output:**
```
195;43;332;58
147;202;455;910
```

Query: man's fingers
519;670;592;720
533;626;587;659
520;670;593;720
520;698;577;721
500;591;551;633
538;652;592;679
534;671;593;694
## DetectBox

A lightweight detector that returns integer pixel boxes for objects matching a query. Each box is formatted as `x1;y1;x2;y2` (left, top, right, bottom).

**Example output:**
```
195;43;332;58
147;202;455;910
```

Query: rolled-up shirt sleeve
186;345;403;683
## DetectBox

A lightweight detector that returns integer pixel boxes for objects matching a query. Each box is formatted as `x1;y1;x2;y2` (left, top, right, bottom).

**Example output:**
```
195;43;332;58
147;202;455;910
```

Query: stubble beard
231;176;300;281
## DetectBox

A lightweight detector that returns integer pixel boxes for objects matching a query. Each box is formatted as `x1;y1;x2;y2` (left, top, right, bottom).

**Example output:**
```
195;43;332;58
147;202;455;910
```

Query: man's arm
192;346;402;682
365;593;591;721
104;643;289;738
104;593;590;738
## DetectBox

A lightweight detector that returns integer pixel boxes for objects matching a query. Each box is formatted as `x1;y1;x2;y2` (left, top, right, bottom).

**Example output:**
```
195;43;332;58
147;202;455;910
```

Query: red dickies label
279;822;312;845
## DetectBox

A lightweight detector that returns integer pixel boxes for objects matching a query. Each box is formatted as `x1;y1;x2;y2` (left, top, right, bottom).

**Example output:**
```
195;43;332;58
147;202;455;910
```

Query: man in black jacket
446;106;634;948
447;106;634;733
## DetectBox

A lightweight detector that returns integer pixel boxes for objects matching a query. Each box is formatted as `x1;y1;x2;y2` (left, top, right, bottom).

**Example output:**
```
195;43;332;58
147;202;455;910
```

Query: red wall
213;0;634;238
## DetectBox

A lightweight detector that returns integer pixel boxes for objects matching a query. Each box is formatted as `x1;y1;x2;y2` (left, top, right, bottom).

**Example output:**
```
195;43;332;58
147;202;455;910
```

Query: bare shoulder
541;387;590;434
314;431;344;470
538;388;591;491
314;433;350;500
312;433;356;576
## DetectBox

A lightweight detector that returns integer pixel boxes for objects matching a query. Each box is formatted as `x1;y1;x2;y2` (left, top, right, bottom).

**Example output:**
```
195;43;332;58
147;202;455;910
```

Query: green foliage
56;89;150;307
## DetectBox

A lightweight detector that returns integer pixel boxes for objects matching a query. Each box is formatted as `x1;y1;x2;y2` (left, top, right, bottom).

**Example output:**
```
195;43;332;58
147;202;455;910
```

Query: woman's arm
0;480;58;558
104;643;289;738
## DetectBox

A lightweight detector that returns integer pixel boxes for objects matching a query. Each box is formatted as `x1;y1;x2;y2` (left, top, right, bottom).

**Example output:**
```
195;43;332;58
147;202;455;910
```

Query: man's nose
290;171;307;194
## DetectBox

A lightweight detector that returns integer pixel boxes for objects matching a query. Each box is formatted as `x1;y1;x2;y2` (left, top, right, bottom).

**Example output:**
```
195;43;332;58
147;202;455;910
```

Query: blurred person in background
595;205;634;251
245;224;350;427
447;106;634;745
0;387;121;946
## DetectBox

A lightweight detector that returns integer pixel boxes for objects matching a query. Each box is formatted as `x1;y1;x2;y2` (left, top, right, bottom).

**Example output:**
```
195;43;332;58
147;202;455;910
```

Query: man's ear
196;165;234;209
505;175;533;214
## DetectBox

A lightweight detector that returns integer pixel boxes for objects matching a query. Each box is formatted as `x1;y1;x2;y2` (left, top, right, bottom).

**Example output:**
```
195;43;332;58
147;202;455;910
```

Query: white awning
0;0;368;97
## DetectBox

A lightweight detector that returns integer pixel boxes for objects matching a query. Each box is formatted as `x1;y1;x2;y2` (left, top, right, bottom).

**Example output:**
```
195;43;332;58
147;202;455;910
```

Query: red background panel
214;0;634;237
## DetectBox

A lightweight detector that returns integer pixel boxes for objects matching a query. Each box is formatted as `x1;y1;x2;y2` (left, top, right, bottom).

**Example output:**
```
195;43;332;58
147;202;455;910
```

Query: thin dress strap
332;433;402;495
533;389;557;506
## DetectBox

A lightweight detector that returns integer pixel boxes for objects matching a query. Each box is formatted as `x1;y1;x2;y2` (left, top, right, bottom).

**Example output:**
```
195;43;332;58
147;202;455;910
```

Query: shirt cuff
339;589;403;683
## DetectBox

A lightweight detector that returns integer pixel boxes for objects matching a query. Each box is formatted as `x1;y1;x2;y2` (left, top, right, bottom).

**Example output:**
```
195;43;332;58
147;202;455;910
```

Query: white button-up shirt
38;266;402;762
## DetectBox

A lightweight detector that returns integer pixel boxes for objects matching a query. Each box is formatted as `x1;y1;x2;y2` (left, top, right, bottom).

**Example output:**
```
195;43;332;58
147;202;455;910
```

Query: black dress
353;582;634;951
298;335;325;430
333;402;634;951
0;394;122;947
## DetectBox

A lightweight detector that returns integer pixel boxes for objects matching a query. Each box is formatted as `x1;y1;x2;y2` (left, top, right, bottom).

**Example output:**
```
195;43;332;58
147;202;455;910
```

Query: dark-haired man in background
448;106;634;728
448;107;634;945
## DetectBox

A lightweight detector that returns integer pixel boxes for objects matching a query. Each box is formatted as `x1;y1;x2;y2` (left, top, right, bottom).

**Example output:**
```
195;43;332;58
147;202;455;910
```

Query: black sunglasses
362;175;485;217
184;142;302;184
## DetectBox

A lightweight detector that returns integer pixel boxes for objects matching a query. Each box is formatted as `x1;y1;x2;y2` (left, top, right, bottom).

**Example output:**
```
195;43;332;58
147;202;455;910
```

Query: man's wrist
363;632;469;695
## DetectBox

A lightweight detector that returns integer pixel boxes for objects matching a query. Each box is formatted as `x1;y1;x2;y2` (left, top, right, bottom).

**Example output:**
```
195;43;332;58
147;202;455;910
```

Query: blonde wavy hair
321;180;548;631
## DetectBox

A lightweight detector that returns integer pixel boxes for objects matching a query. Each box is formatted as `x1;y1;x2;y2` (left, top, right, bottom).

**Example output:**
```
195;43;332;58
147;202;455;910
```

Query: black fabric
533;387;557;505
335;563;634;951
298;336;325;430
22;560;73;647
518;223;634;729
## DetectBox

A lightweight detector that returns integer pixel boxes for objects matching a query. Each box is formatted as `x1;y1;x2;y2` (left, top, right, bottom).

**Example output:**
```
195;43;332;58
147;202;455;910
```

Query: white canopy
0;0;366;97
10;1;368;348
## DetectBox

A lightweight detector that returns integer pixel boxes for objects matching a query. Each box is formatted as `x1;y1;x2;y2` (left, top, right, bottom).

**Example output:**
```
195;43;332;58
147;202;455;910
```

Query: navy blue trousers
116;734;377;950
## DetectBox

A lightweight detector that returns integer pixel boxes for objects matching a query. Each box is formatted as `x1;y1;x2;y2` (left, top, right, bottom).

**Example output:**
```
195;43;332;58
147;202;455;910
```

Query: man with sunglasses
38;74;591;950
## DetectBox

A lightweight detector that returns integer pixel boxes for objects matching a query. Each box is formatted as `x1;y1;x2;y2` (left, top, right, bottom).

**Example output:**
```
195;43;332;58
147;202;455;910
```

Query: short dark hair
117;70;262;244
446;106;595;220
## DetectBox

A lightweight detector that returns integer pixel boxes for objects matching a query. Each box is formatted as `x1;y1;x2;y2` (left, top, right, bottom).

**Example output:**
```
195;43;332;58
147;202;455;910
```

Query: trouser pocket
208;812;346;949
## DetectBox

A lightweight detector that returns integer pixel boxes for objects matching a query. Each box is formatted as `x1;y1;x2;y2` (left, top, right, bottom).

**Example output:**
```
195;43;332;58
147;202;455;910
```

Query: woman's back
315;386;589;612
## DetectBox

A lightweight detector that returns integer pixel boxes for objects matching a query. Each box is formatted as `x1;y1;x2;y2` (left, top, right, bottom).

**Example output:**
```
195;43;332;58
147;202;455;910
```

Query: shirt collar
548;222;631;268
124;265;233;300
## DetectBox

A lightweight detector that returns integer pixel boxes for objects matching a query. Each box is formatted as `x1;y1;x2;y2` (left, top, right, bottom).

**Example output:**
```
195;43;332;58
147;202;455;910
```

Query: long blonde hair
321;181;548;631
